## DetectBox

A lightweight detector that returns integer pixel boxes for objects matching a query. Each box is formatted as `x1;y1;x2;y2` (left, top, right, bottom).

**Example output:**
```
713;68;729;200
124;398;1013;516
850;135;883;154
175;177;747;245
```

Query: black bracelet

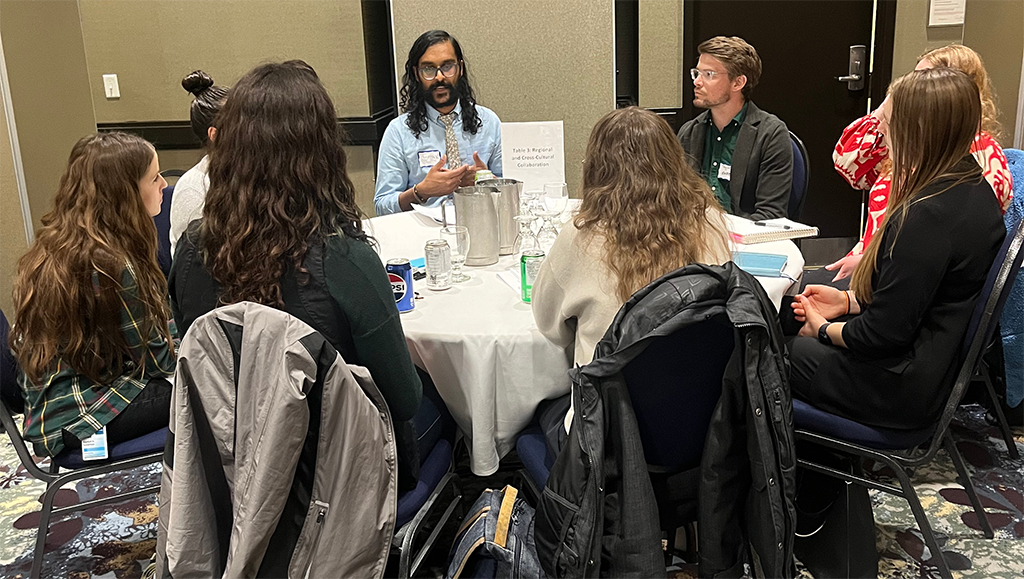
818;322;833;346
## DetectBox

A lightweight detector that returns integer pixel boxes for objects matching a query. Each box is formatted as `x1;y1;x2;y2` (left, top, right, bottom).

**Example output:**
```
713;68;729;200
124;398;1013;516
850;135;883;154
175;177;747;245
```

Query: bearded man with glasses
374;30;503;215
677;36;793;221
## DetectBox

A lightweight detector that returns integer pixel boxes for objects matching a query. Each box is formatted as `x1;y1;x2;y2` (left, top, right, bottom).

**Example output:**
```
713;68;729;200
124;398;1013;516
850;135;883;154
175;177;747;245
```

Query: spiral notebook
727;216;819;244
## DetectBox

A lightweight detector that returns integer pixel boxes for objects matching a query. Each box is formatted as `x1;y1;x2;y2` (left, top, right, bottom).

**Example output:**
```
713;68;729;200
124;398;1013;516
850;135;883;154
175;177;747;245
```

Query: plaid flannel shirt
20;265;175;457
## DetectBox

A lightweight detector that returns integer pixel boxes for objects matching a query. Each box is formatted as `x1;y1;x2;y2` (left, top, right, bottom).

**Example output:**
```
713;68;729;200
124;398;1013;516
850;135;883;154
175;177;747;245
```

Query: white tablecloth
366;211;803;475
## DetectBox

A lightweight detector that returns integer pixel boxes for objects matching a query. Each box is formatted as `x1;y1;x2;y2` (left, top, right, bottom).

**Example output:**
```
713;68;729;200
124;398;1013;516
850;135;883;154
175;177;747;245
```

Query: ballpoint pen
753;221;792;230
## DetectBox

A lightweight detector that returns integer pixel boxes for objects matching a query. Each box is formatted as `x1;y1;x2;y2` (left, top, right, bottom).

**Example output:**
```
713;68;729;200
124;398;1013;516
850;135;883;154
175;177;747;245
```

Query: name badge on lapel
418;150;442;168
718;163;732;181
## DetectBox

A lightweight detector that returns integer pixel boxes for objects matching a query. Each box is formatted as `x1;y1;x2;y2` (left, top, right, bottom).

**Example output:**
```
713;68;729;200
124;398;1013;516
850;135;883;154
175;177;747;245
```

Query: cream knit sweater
532;215;730;431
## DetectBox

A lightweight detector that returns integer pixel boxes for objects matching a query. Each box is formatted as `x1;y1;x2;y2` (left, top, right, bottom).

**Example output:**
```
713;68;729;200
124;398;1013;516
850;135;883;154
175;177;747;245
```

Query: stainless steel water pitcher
476;178;522;255
453;185;500;265
453;179;522;265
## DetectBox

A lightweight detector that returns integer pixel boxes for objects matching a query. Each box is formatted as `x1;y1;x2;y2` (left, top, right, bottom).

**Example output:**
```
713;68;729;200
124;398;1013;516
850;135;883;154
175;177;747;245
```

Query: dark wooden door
683;0;895;238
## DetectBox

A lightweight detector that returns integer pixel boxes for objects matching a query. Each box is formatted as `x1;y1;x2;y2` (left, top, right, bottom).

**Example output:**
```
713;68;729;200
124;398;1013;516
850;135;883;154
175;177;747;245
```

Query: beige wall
346;146;377;217
391;0;616;196
1;51;28;315
893;0;964;76
79;0;371;121
638;0;684;109
158;149;205;175
963;0;1023;146
0;0;96;230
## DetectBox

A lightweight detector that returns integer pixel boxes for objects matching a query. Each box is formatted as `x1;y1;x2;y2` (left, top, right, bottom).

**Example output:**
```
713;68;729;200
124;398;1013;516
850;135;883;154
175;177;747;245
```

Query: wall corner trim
0;33;34;244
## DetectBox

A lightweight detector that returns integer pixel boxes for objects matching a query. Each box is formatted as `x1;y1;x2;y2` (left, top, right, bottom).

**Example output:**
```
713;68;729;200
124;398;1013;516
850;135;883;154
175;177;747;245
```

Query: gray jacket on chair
155;302;397;579
677;101;793;221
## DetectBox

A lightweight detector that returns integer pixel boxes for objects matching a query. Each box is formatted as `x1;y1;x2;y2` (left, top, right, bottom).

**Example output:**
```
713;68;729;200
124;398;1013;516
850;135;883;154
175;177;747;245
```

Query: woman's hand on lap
791;284;848;321
796;295;827;338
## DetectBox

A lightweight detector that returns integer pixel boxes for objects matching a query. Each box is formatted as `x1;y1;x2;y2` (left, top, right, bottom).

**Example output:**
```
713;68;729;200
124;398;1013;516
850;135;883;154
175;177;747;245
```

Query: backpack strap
494;485;519;549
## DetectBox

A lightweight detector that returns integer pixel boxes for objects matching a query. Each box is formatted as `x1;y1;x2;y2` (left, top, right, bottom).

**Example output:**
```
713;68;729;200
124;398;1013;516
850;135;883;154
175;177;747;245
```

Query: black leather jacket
534;263;796;578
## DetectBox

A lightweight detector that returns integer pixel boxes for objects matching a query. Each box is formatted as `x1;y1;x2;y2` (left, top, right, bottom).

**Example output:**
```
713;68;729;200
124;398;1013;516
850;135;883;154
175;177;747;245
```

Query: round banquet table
365;211;804;475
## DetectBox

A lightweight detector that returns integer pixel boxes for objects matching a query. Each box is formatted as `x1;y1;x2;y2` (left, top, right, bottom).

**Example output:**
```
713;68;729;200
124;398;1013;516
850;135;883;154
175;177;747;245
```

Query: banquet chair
0;309;166;579
970;147;1024;459
518;314;735;537
154;169;184;278
788;131;809;221
391;393;464;579
793;216;1024;579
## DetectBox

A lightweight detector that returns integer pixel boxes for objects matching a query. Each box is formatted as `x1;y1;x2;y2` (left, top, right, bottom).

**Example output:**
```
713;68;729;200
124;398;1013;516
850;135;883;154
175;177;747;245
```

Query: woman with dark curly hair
373;30;503;215
169;60;423;435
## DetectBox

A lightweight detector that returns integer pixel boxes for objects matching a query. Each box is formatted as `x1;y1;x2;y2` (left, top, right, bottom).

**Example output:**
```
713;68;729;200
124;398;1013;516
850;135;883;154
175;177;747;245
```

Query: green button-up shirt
702;102;748;212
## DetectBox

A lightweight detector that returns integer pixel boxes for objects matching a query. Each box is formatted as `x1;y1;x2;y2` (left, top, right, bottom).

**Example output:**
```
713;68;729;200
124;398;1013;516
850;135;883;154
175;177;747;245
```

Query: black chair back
621;314;734;472
154;184;175;277
788;131;810;220
929;217;1024;459
0;310;23;414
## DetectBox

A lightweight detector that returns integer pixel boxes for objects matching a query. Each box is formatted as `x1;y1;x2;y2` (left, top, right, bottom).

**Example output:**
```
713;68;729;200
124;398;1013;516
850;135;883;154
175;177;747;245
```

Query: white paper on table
411;202;456;225
500;121;566;194
497;267;521;293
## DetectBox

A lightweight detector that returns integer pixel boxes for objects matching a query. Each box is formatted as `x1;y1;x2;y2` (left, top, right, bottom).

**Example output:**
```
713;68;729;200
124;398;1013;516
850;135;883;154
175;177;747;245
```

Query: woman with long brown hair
169;61;428;483
532;106;731;435
788;67;1005;576
828;44;1012;282
10;132;175;457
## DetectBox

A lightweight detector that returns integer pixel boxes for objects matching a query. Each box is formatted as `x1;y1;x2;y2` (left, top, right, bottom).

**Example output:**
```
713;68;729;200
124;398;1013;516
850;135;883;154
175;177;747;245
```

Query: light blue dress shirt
374;102;503;215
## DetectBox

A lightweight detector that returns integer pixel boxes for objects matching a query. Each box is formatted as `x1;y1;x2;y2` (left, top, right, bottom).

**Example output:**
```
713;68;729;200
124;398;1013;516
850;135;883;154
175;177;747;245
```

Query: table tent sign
500;121;565;194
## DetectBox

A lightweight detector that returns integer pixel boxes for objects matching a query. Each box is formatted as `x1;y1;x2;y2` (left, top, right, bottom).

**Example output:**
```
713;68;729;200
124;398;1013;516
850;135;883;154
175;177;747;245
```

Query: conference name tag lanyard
418;150;441;168
718;163;732;181
81;427;109;461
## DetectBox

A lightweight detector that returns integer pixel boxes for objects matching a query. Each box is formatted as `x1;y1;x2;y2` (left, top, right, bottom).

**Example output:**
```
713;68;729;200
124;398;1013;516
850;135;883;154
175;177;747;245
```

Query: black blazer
806;165;1005;429
677;101;793;221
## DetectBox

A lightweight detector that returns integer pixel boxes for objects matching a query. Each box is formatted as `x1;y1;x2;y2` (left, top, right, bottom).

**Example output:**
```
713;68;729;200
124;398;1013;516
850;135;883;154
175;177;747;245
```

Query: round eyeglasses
420;61;460;80
689;68;722;82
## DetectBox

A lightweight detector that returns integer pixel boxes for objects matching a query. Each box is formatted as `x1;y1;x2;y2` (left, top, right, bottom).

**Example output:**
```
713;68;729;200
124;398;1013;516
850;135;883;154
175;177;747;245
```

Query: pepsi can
386;258;415;312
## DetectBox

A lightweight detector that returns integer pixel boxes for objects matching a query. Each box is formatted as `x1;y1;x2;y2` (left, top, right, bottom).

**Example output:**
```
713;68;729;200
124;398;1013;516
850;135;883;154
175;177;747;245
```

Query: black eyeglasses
420;61;460;80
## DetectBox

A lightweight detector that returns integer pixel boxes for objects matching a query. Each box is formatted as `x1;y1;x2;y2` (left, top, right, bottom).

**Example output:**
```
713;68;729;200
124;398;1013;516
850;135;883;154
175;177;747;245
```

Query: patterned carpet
0;405;1019;578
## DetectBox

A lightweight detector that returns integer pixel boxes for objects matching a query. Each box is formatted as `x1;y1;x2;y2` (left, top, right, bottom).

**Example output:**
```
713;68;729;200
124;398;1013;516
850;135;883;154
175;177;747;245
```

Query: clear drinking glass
513;214;541;256
542;182;569;218
535;182;568;252
440;225;471;283
521;189;543;220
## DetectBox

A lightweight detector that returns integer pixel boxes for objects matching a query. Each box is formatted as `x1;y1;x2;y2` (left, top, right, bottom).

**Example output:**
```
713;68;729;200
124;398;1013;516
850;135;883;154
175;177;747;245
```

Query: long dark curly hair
399;30;482;138
200;61;368;307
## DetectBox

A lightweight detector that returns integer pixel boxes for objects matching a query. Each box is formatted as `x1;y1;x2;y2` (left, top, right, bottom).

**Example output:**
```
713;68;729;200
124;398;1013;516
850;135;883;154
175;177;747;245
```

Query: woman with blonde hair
532;106;731;437
828;44;1011;282
10;132;175;458
789;67;1005;576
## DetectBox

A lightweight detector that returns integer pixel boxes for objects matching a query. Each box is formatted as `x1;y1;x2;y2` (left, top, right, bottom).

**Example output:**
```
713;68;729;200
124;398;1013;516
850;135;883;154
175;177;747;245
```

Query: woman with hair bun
168;70;229;256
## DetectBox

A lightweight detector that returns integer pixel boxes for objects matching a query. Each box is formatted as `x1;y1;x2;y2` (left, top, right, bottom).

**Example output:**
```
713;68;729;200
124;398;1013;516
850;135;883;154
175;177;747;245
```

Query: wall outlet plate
102;74;120;99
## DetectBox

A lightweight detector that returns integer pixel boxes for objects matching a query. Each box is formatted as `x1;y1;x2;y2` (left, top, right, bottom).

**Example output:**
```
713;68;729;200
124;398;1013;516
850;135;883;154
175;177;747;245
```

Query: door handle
837;45;867;91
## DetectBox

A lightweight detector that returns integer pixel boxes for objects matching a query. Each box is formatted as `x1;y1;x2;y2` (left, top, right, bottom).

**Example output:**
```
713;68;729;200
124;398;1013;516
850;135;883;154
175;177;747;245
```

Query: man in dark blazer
677;36;793;221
